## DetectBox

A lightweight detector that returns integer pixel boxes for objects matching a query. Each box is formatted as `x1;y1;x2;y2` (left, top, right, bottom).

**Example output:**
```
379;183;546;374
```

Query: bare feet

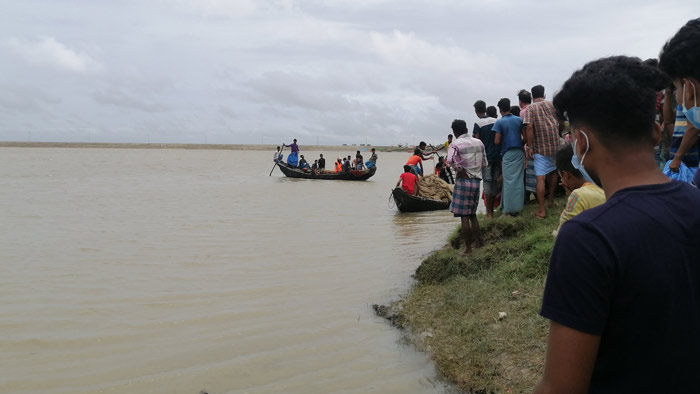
534;211;546;219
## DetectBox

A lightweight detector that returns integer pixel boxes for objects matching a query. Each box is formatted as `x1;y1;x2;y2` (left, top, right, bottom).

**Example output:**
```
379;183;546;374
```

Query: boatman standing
283;139;300;167
447;119;488;255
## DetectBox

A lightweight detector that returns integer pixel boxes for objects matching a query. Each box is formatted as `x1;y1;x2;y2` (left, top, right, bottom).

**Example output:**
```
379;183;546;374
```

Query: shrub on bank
387;199;565;393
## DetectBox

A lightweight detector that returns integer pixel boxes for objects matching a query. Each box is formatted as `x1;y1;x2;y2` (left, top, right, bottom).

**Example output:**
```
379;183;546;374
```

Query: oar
269;143;285;176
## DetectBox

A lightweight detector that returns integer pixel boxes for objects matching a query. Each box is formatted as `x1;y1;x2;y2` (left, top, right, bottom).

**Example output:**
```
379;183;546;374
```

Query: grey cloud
91;88;171;113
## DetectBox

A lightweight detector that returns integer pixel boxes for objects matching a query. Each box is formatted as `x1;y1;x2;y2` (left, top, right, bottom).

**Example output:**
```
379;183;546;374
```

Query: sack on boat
417;175;454;202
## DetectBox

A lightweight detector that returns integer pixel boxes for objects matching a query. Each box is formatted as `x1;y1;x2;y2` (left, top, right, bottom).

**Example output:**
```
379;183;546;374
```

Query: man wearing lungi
493;98;525;215
447;119;488;255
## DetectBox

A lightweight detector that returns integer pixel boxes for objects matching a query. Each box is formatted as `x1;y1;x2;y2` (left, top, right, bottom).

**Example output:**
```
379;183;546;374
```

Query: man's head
511;106;521;117
531;85;545;99
419;141;427;150
320;154;323;158
659;18;700;115
300;155;305;159
403;165;412;173
553;56;668;186
451;119;468;137
486;106;498;118
371;148;375;152
555;144;584;191
276;146;281;151
447;134;453;142
497;98;511;114
518;89;532;106
293;138;297;143
474;100;487;115
413;147;422;156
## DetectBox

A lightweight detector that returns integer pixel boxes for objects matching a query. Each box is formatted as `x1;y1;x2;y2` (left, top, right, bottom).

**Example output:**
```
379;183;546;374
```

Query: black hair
531;85;545;99
419;141;427;149
643;58;659;68
555;144;582;177
497;98;510;113
473;100;487;113
518;89;532;104
510;105;521;117
403;165;412;172
553;56;669;148
413;147;422;155
486;106;498;118
451;119;468;136
448;134;453;138
659;18;700;82
277;146;280;149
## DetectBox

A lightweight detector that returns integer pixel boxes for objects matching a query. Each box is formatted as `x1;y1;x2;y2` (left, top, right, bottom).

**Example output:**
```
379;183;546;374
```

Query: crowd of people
412;17;700;393
273;140;378;174
440;18;700;393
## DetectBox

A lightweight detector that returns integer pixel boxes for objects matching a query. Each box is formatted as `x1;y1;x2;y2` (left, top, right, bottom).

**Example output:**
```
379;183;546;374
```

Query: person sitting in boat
435;156;455;184
406;147;425;176
334;157;343;173
283;139;300;167
311;159;318;174
273;146;284;163
365;148;378;168
298;155;310;170
396;165;420;196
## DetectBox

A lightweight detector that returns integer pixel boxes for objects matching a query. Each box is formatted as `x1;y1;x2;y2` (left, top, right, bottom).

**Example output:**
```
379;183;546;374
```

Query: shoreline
0;141;402;152
374;199;563;393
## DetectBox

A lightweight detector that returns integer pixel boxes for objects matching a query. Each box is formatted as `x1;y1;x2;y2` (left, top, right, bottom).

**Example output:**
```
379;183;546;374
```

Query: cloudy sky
0;1;697;146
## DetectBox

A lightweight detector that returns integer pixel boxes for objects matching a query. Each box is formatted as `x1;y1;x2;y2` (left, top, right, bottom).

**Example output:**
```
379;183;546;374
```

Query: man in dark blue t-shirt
473;101;501;218
534;55;700;393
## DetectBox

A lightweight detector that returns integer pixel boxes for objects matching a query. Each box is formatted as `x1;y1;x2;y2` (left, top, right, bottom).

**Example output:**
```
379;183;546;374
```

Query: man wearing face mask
533;56;700;394
660;18;700;187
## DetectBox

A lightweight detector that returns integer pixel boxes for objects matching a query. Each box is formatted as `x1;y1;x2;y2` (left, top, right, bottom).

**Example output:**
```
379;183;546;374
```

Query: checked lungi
450;178;481;217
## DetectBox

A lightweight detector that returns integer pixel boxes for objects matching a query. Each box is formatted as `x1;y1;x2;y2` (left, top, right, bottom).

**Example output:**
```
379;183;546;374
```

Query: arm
396;176;402;188
494;132;502;145
525;123;535;159
533;321;600;394
669;123;699;172
663;88;676;140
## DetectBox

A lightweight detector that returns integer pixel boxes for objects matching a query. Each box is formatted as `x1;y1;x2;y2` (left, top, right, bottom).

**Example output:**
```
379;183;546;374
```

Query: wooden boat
276;162;377;180
392;187;450;212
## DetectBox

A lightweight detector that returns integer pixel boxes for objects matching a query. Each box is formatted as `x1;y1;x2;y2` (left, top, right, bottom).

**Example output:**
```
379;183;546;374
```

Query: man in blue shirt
534;56;700;393
492;98;524;215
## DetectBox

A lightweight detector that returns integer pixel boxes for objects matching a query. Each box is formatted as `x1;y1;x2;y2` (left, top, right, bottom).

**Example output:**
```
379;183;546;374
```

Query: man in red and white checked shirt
523;85;564;219
447;119;488;255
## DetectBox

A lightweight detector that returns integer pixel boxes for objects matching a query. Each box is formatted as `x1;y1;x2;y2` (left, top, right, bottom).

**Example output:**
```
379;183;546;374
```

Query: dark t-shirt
318;157;325;169
540;180;700;393
473;116;500;163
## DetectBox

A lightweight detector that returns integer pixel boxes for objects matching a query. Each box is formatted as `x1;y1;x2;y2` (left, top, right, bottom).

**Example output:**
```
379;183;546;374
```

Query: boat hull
276;162;376;180
392;187;450;212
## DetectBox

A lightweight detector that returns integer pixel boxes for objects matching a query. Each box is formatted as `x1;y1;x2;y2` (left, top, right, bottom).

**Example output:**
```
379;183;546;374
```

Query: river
0;147;459;394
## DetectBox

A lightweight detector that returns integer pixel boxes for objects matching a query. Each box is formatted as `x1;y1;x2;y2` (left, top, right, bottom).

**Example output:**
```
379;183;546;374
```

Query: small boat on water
276;162;377;181
392;187;450;212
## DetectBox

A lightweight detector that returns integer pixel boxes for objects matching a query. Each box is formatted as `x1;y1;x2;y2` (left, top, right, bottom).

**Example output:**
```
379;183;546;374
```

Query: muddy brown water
0;147;466;394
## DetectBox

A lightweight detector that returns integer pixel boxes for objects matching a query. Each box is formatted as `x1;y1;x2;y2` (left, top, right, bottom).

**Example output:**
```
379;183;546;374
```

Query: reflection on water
0;148;458;394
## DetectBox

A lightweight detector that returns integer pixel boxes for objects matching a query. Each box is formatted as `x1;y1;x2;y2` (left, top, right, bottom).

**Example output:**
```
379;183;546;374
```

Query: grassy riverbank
376;199;565;393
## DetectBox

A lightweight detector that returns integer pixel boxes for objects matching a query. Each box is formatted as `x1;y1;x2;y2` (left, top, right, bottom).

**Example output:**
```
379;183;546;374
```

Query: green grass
384;199;564;393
